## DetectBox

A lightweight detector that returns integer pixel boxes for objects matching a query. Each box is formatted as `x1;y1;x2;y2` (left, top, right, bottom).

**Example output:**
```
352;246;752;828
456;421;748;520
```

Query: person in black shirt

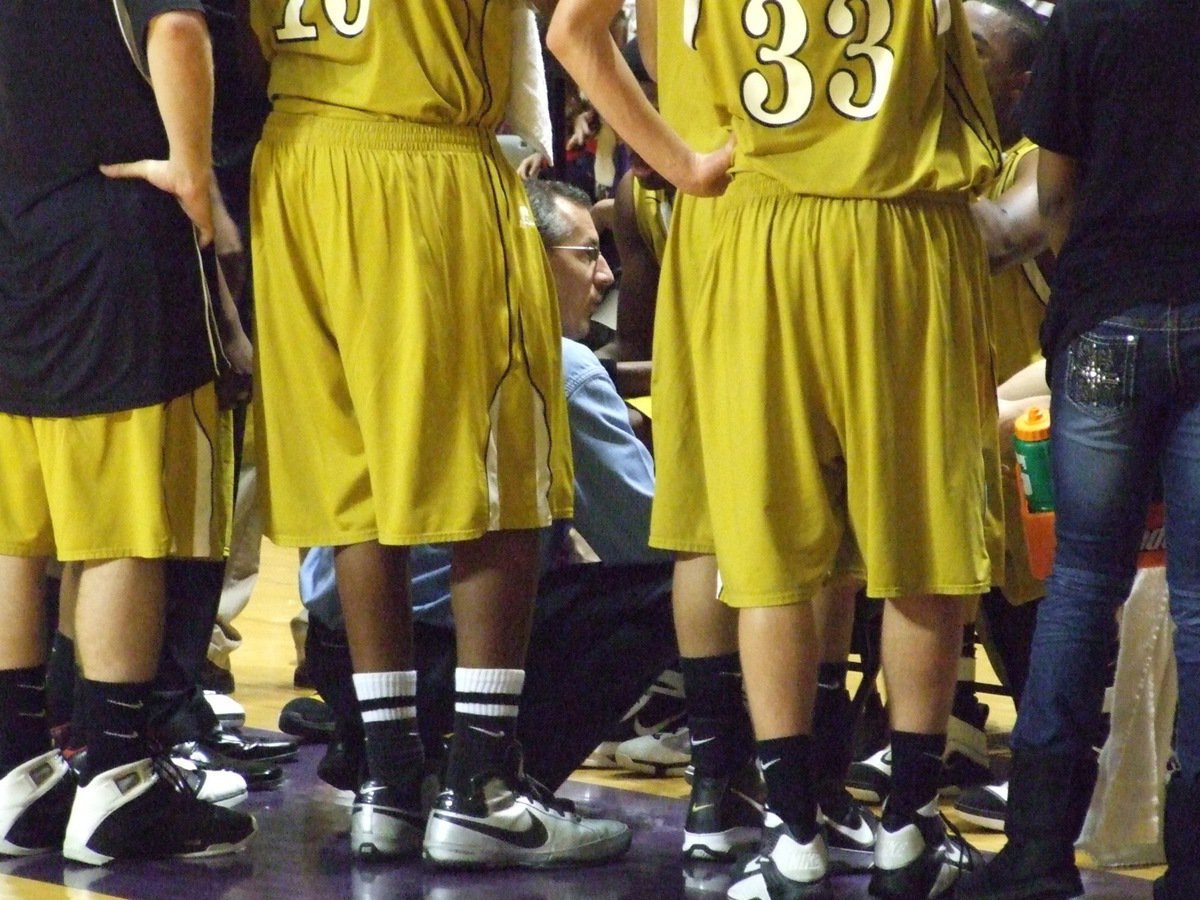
960;2;1200;898
0;1;254;864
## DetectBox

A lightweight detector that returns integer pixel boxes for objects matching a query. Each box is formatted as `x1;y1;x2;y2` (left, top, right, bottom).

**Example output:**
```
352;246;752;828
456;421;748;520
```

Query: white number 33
707;0;896;127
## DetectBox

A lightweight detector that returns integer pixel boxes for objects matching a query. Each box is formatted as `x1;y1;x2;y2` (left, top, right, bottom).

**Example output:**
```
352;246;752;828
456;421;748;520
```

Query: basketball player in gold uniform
250;0;628;867
550;2;1002;895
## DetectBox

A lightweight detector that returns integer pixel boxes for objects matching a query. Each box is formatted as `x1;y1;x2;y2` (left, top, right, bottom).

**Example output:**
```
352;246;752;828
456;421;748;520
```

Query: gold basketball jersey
657;0;728;150
988;137;1049;383
252;0;514;127
687;0;1000;197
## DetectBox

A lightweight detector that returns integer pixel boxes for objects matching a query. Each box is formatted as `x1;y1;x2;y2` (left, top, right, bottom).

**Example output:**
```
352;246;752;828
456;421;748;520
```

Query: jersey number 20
275;0;369;41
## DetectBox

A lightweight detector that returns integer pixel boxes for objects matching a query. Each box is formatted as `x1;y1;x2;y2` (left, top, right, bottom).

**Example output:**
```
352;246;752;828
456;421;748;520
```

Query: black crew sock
0;665;52;775
758;734;818;842
444;668;523;795
886;730;946;825
680;653;752;777
813;662;853;815
45;632;77;731
352;671;424;789
78;679;152;783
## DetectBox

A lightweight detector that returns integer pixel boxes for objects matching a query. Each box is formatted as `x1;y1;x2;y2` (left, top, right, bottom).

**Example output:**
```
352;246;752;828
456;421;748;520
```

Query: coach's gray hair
524;179;593;246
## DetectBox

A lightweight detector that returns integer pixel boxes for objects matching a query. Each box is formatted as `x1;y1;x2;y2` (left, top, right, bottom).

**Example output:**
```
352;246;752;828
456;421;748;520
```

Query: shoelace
148;741;202;800
936;810;978;872
515;770;577;817
500;740;577;817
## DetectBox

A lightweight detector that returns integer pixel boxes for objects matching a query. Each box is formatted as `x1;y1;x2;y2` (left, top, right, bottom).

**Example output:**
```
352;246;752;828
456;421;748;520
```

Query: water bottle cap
1015;405;1051;441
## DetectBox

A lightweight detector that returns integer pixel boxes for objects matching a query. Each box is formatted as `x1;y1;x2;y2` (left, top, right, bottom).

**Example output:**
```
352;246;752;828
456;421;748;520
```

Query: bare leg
739;603;819;740
672;553;736;657
0;556;48;670
58;563;80;642
450;529;539;669
882;594;972;734
813;577;860;665
74;558;164;683
334;541;412;673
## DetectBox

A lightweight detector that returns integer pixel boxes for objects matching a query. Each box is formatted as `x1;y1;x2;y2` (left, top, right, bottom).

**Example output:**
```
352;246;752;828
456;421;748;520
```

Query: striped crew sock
444;668;524;794
352;670;424;786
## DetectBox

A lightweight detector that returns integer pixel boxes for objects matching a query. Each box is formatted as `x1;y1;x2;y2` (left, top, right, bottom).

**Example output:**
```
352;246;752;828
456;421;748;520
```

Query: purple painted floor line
0;739;1155;899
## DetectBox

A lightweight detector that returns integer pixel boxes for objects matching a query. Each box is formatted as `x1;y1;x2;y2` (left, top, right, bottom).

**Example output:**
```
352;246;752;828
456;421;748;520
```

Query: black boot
1154;773;1200;899
957;749;1097;899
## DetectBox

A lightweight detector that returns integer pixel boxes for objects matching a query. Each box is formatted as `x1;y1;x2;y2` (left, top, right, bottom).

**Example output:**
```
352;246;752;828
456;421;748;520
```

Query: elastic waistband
262;110;491;154
723;171;970;209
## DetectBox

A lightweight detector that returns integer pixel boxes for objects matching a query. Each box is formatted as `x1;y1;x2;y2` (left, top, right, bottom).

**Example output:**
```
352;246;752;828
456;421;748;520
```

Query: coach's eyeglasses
549;244;602;263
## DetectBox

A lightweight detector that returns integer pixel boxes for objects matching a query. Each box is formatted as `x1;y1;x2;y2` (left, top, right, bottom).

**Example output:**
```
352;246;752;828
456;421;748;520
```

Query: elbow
148;9;208;44
544;14;572;63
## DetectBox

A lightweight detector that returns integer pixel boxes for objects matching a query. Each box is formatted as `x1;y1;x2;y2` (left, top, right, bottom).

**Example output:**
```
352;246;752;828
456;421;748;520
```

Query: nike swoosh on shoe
825;814;875;847
431;810;550;850
731;789;765;814
631;715;685;737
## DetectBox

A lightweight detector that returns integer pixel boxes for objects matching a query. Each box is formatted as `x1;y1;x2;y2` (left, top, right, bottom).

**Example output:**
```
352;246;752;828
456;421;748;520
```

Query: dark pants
1014;301;1200;784
310;560;677;791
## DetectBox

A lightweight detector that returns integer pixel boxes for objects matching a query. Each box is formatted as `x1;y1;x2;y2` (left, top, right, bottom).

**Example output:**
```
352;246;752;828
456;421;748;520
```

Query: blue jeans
1012;300;1200;783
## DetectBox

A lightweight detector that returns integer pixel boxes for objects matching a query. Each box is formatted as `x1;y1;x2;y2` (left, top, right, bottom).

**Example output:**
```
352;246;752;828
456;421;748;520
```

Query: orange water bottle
1013;407;1054;512
1013;407;1057;579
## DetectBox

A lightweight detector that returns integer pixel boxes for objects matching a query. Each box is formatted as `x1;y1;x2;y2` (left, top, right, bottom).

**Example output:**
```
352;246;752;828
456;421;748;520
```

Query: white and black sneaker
63;757;256;865
847;745;892;804
584;667;687;770
352;778;426;861
726;812;828;899
424;760;630;868
202;691;246;730
682;761;764;861
953;781;1007;832
615;726;691;777
820;796;878;873
171;755;248;809
869;797;982;898
0;750;74;856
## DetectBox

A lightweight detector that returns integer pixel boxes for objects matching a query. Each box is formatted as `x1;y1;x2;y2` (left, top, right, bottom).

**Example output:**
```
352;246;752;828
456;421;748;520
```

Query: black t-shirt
1021;0;1200;365
0;0;219;417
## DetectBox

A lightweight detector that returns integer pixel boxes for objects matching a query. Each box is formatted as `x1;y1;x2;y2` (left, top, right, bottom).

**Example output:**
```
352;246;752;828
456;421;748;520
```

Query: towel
506;4;554;165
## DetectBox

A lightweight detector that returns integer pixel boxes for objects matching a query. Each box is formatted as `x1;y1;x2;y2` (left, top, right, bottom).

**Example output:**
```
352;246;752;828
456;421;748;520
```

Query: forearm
547;2;707;193
972;191;1046;272
997;359;1049;402
636;0;658;81
146;11;214;192
1036;149;1079;257
612;360;653;396
972;153;1047;272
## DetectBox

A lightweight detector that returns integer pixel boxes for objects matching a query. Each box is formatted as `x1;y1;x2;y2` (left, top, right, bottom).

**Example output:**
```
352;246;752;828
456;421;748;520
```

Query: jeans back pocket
1065;332;1137;418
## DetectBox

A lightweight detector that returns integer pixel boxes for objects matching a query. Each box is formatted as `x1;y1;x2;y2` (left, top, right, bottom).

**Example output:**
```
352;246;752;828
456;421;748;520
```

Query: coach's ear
111;0;153;84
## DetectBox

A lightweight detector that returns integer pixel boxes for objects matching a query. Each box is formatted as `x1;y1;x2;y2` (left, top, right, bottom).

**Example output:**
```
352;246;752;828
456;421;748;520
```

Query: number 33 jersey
251;0;516;128
687;0;1001;197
